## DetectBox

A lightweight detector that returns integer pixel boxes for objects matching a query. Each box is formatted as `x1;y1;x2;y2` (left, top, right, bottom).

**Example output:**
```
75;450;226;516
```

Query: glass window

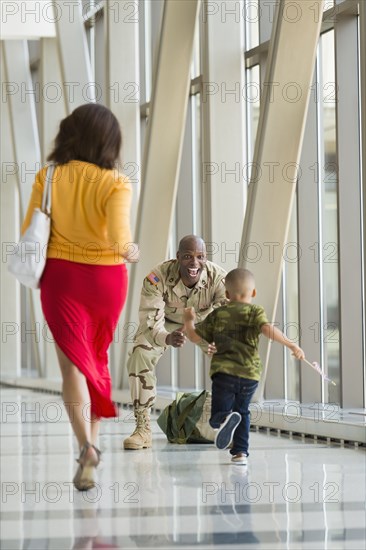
191;6;201;80
323;0;335;11
319;30;340;403
144;0;152;103
138;0;152;104
245;0;259;51
358;16;366;406
246;64;260;167
191;93;202;235
284;196;300;401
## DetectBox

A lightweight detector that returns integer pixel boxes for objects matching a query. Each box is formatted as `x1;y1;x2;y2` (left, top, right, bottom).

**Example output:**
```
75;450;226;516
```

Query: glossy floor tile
0;387;365;549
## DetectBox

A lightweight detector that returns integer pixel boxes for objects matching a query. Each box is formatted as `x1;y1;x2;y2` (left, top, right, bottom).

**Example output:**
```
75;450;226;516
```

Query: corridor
1;387;365;549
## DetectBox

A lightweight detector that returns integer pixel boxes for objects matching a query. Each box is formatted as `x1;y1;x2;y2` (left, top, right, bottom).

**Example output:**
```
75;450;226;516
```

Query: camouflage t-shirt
195;302;269;381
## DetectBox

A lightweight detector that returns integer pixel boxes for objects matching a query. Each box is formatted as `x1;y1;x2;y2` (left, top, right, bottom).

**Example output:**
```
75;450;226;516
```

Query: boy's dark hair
47;103;122;169
225;268;255;294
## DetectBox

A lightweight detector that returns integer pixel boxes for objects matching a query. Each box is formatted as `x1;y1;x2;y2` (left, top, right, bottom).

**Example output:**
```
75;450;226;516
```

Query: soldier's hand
166;329;187;348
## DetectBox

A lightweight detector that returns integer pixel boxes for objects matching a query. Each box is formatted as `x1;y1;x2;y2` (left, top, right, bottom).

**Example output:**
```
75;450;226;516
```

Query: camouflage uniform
195;302;269;380
127;259;227;410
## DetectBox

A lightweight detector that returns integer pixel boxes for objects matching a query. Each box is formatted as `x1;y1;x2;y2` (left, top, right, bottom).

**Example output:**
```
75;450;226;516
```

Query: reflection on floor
1;388;365;549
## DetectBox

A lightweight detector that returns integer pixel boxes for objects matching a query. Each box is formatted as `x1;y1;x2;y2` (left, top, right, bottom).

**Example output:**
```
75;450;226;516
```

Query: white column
38;37;68;380
104;0;141;387
201;0;247;272
118;0;201;384
105;0;141;235
239;0;325;400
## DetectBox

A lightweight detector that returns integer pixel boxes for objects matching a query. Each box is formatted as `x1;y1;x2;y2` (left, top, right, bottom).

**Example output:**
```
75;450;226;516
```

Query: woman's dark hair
47;103;122;169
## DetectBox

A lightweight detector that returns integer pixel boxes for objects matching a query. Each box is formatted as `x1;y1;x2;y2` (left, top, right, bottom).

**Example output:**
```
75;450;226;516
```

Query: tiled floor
1;387;365;549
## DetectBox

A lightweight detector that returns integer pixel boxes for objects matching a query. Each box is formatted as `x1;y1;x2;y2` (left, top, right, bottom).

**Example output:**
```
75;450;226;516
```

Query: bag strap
41;163;55;215
176;390;206;430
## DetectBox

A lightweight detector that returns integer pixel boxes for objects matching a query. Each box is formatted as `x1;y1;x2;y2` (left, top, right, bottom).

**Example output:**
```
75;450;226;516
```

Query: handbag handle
41;163;55;215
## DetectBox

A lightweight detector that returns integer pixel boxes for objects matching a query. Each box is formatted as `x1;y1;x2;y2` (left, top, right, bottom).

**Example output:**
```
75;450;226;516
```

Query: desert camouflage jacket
137;259;227;347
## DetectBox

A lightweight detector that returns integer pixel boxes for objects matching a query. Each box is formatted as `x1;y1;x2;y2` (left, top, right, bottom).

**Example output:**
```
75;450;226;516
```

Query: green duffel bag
157;390;215;444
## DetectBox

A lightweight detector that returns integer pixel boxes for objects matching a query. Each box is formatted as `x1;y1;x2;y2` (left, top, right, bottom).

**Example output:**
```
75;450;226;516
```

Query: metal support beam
239;0;325;400
0;43;21;378
2;40;45;375
40;38;67;162
119;0;201;385
52;0;95;111
2;41;41;214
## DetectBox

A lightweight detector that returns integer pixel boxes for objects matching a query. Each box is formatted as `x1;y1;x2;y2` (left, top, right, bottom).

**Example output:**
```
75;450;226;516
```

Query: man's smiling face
177;237;207;288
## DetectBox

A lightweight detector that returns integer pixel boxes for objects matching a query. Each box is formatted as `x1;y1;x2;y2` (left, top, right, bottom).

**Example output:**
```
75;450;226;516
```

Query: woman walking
21;103;137;490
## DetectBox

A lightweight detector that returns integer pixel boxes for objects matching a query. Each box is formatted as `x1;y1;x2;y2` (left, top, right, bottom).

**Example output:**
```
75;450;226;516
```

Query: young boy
183;268;305;465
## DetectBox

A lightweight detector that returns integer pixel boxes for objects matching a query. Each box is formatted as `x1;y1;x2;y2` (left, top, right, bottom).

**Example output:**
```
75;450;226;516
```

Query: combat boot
123;409;152;450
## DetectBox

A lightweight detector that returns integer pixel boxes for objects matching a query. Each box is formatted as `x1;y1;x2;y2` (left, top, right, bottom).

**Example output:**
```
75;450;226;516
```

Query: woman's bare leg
90;414;101;448
55;344;98;462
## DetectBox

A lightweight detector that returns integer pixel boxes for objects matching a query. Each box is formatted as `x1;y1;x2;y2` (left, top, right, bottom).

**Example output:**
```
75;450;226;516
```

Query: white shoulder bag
8;164;55;289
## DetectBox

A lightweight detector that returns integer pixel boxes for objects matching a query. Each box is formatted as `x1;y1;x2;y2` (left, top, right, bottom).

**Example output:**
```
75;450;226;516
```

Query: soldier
124;235;227;450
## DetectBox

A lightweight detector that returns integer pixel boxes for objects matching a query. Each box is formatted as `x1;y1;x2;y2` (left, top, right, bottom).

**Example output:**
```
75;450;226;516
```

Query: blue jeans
209;373;259;456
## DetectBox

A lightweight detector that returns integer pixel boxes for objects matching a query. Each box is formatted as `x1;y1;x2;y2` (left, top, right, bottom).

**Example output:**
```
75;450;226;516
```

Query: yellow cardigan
22;161;133;265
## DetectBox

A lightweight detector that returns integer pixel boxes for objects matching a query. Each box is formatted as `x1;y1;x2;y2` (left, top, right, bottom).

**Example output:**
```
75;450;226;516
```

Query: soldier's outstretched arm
138;273;169;348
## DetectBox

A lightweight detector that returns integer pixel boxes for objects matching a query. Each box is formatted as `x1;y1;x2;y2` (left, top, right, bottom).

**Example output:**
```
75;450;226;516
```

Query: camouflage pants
127;322;179;410
127;323;209;411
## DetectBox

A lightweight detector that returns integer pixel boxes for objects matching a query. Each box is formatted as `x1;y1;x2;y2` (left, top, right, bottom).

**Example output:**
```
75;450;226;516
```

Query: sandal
92;444;102;464
73;442;101;491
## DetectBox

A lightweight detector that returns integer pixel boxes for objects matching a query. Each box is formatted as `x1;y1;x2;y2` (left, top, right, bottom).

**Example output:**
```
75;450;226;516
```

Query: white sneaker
214;412;242;450
231;453;248;465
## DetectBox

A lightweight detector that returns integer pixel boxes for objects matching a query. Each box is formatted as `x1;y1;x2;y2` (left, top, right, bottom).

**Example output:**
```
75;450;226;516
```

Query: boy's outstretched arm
183;307;205;344
183;308;217;355
261;323;305;359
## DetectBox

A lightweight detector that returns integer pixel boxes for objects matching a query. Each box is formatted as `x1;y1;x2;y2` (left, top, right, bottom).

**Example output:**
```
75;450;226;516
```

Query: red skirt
40;259;128;418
